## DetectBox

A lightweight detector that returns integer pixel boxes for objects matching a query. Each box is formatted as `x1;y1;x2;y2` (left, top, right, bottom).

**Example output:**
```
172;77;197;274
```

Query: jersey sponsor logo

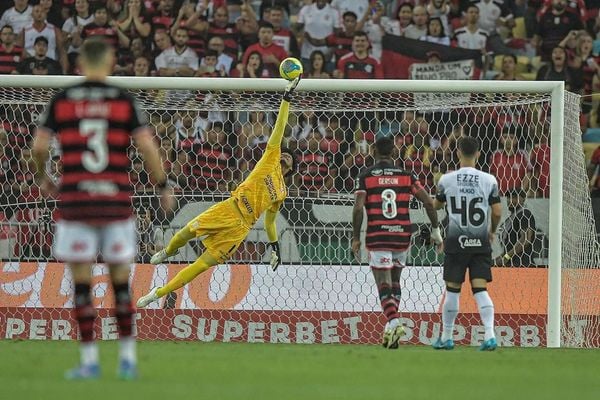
458;235;482;249
378;177;399;185
371;169;383;176
381;224;405;233
77;180;119;196
264;175;277;201
241;196;253;214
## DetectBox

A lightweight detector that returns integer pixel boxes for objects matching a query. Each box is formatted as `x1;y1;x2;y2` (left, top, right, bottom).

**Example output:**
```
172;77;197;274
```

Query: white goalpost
0;76;597;348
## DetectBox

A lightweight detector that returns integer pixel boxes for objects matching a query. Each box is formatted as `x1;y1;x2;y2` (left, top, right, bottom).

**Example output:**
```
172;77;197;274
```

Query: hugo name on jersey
355;161;423;251
436;167;500;253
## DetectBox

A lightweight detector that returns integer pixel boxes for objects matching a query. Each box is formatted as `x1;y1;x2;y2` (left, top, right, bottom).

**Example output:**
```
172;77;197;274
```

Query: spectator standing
471;0;515;55
170;2;207;59
535;0;583;61
117;0;151;41
267;5;298;58
334;31;383;79
16;36;62;74
489;128;531;195
331;0;369;20
297;0;341;67
207;6;240;61
0;25;24;74
62;0;94;72
453;5;487;51
536;46;583;93
20;4;67;72
81;5;130;50
356;1;385;60
242;21;287;77
420;17;450;45
326;11;357;65
381;3;413;36
151;0;176;33
426;0;451;35
155;27;199;76
404;5;428;40
0;0;33;35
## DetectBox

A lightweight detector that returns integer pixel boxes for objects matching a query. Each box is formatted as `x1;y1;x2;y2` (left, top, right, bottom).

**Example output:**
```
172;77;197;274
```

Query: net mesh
0;83;597;347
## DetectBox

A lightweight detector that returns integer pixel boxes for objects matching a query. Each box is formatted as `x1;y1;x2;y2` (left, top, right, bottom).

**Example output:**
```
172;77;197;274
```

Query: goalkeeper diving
136;77;300;308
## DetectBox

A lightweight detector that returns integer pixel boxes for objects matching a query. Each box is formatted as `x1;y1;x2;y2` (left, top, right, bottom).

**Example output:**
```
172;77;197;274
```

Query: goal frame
0;76;566;348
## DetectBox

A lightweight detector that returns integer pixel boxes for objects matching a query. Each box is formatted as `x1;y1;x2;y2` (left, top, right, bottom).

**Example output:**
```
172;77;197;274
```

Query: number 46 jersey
355;161;424;252
436;167;501;254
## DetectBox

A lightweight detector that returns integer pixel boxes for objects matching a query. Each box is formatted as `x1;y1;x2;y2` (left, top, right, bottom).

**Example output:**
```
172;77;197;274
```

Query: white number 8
381;189;397;219
80;119;109;173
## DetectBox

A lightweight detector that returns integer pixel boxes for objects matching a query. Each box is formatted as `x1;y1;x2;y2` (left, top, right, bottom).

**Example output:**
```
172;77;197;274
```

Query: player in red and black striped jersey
31;38;173;380
352;136;442;349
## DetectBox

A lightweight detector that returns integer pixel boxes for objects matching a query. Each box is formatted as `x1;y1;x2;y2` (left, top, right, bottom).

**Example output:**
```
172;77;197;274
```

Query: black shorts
443;252;493;283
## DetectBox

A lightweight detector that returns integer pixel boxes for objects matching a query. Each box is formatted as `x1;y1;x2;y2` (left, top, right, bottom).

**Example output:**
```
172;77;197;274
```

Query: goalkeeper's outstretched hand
283;76;301;102
269;241;282;271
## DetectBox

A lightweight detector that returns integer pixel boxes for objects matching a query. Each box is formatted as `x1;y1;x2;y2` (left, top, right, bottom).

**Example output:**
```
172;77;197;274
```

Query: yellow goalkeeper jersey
231;100;290;225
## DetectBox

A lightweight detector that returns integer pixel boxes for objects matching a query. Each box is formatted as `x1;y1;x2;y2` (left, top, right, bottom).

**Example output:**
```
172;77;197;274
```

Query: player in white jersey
432;136;503;351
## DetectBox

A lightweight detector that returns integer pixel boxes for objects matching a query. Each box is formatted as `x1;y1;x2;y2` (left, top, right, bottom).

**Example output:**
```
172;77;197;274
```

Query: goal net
0;77;598;348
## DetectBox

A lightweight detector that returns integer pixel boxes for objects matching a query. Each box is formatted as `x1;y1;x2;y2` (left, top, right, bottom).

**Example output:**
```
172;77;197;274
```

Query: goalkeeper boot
479;337;498;351
118;359;138;381
136;287;160;308
65;364;100;380
432;337;455;350
150;248;178;265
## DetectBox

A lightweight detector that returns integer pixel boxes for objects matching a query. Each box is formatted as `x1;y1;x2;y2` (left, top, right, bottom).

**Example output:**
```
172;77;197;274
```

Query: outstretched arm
265;209;278;242
267;76;301;148
266;208;282;271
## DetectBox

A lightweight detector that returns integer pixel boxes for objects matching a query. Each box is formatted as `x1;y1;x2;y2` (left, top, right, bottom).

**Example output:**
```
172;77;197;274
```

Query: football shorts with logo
368;250;408;269
186;198;251;263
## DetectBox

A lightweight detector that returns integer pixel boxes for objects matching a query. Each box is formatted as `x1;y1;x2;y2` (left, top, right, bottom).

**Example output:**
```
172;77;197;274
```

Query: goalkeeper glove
283;76;301;102
269;241;281;271
430;226;443;246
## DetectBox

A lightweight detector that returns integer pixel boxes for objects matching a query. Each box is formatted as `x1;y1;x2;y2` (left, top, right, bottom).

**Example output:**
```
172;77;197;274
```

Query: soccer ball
279;57;303;81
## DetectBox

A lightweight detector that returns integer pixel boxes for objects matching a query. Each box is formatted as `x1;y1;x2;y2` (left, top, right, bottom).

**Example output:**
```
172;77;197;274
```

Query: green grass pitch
2;341;599;400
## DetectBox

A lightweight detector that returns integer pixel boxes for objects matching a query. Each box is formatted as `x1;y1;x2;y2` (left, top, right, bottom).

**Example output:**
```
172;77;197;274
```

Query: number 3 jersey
37;81;148;223
355;161;423;251
436;167;501;254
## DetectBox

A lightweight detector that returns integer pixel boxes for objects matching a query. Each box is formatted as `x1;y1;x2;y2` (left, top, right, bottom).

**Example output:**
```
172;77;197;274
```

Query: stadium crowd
0;0;594;259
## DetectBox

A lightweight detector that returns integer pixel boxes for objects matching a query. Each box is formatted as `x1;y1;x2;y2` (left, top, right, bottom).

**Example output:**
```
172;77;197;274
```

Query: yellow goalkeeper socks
156;253;216;298
165;228;194;256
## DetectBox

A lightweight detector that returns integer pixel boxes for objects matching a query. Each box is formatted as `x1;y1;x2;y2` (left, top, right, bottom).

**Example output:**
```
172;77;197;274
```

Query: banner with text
409;60;475;107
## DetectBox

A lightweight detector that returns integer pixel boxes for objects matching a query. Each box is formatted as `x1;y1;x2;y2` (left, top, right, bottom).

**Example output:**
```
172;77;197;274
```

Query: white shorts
54;218;137;264
368;250;408;270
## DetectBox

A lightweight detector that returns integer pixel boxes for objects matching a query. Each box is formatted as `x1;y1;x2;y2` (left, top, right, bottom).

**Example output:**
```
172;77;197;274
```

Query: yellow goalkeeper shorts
186;198;251;263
